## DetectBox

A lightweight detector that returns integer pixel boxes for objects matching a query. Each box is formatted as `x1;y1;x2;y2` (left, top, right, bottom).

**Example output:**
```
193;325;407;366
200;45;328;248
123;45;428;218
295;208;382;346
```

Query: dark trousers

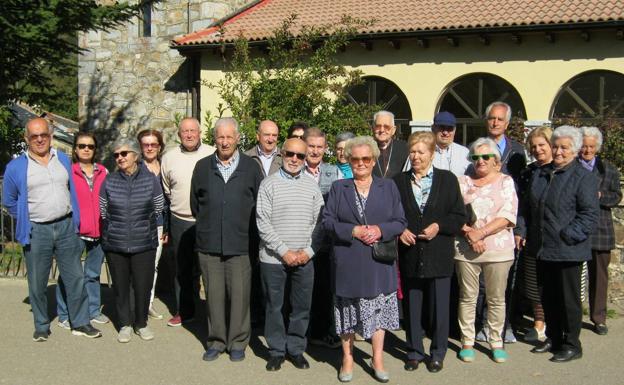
402;277;451;362
261;261;314;357
308;251;335;339
538;260;583;352
170;215;198;318
589;250;611;325
199;252;252;352
107;250;155;329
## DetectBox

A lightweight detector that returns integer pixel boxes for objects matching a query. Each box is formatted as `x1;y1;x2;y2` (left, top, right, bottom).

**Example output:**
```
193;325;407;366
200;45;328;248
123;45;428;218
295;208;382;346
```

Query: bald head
178;117;201;151
281;138;307;176
257;120;279;154
25;118;53;157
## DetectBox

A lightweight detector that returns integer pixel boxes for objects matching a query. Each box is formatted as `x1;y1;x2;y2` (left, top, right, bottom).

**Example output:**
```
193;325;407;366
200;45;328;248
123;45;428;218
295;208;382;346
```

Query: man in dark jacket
371;110;409;179
191;117;264;363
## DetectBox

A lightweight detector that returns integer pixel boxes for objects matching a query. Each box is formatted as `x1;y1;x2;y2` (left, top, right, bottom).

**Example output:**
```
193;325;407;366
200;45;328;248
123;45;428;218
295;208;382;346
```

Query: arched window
437;73;526;145
551;70;624;122
345;76;412;139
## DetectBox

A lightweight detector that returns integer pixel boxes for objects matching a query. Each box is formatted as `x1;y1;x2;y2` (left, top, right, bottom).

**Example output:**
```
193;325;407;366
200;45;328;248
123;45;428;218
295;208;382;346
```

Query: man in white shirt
431;111;470;177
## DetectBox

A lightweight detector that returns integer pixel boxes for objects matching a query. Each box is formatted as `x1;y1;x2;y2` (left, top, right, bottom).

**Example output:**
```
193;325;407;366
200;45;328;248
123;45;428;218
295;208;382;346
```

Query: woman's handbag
353;181;398;263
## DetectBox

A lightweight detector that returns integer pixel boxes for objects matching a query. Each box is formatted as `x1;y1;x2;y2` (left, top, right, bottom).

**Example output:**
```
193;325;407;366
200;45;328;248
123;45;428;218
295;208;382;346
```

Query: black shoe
531;339;552;354
426;360;443;373
71;324;102;338
32;330;50;342
550;349;582;363
229;349;245;362
403;359;421;371
595;323;608;335
288;354;310;369
266;356;285;371
202;348;223;362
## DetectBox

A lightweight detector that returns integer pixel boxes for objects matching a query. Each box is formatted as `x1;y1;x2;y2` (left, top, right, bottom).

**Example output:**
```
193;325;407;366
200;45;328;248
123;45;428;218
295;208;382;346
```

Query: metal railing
0;176;27;277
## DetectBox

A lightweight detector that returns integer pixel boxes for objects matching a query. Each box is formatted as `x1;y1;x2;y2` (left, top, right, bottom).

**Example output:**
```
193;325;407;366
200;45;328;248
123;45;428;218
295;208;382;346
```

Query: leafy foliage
208;15;380;153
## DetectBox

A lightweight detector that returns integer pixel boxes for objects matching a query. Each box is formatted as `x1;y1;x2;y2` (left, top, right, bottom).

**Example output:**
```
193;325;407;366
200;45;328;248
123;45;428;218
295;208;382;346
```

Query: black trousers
107;249;156;329
308;251;335;339
588;250;611;325
402;276;451;362
538;260;583;352
170;215;199;318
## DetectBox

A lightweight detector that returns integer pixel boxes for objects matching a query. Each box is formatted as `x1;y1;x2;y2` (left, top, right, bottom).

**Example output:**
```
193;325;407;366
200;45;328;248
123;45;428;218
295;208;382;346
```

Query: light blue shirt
495;136;507;156
216;150;240;183
432;142;470;177
411;165;434;211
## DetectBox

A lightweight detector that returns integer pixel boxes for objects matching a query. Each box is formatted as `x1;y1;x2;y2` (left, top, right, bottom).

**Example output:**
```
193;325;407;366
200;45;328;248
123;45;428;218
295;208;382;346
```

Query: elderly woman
455;138;518;364
527;126;598;362
137;129;169;320
393;131;466;373
56;132;109;329
100;138;164;343
334;132;356;179
515;126;553;343
323;136;406;383
578;126;621;336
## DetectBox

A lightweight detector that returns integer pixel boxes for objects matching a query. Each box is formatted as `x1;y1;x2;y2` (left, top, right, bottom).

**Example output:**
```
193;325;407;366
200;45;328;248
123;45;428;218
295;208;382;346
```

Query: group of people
2;100;619;383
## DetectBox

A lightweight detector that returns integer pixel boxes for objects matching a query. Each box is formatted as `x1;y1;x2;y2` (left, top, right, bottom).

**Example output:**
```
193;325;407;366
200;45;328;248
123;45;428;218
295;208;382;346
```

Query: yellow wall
200;29;624;125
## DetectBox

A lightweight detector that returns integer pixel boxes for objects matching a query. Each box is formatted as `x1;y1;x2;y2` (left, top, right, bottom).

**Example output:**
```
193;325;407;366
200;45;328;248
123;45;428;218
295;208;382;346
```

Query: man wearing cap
431;111;471;177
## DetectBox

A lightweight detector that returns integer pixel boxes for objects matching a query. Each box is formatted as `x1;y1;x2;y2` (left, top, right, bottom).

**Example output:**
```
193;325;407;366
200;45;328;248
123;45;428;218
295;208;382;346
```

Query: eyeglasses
350;156;373;164
470;154;496;161
141;142;160;149
28;133;50;141
113;151;133;159
374;124;393;131
283;150;306;160
77;144;95;150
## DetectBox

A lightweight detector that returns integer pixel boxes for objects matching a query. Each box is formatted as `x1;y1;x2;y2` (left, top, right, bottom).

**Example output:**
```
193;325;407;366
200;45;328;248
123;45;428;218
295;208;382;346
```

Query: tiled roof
173;0;624;47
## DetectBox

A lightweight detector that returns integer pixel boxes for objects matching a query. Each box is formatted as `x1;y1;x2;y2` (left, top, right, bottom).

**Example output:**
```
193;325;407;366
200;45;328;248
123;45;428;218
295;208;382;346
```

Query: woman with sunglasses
99;138;165;343
455;138;518;363
137;129;168;320
393;131;466;373
56;132;110;330
323;136;406;383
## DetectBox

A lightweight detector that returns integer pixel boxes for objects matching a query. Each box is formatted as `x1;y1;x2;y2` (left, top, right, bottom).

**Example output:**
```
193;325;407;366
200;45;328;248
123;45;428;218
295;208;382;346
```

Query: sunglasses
350;156;373;164
113;151;133;159
141;142;160;148
283;150;306;160
470;154;496;161
28;133;50;141
77;144;96;150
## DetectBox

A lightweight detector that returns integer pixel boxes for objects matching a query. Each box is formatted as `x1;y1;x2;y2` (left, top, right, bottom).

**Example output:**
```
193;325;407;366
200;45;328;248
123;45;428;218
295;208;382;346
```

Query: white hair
552;125;583;153
213;117;239;136
112;137;140;155
373;110;395;127
344;136;381;161
468;137;501;162
580;126;603;152
485;101;512;122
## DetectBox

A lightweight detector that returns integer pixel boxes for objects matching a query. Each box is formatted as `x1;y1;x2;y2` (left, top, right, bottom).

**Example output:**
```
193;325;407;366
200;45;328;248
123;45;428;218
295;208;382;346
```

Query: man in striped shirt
256;138;325;372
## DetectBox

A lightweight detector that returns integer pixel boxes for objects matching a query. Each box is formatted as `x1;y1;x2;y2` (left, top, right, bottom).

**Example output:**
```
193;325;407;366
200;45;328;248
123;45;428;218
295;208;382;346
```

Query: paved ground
1;278;623;385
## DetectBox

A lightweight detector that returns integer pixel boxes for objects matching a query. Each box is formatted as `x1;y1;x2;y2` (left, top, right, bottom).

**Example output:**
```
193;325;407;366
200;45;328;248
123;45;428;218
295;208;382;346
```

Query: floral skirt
334;292;399;340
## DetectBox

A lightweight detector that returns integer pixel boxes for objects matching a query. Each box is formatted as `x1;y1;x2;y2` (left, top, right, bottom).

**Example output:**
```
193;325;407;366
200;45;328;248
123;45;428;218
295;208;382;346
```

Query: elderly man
191;117;264;362
371;110;409;179
485;101;526;181
2;118;101;341
431;111;470;177
302;127;342;349
161;117;215;326
245;120;282;177
256;138;324;371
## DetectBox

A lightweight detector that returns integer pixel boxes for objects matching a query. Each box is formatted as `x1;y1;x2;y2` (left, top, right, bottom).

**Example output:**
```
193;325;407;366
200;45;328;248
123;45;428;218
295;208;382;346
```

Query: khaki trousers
456;260;513;349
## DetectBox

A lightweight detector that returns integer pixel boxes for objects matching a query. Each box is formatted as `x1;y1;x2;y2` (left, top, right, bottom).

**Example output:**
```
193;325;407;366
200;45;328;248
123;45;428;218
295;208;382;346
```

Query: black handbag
353;181;398;263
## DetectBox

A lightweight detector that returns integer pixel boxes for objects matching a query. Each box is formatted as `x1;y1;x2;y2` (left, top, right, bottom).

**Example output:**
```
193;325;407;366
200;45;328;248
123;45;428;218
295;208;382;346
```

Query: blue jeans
56;239;105;320
23;217;89;332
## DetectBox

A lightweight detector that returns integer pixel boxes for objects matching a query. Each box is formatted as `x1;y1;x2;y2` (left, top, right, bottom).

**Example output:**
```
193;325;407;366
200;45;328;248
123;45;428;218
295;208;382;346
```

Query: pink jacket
72;163;107;238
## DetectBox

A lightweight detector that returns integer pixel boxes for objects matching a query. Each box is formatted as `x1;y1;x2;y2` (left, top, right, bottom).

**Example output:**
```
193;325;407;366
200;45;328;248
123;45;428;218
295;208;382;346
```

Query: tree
0;0;155;165
208;15;380;156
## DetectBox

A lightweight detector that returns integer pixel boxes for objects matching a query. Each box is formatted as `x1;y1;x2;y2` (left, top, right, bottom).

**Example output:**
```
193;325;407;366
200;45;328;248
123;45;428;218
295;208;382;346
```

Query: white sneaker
135;326;154;341
148;307;163;320
91;314;110;324
57;320;70;330
117;326;132;343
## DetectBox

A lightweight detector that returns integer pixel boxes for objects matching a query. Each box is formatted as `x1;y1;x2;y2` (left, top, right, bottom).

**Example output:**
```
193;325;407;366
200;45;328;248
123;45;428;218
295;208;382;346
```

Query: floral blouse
455;173;518;263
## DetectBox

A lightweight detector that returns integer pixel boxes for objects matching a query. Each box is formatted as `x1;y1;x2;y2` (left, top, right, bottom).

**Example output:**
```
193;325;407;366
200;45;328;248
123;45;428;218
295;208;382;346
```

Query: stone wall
78;0;251;146
609;193;624;312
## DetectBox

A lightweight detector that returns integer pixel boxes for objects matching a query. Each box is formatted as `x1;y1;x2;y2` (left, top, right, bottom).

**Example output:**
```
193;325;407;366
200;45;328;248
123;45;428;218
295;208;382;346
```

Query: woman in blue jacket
526;126;599;362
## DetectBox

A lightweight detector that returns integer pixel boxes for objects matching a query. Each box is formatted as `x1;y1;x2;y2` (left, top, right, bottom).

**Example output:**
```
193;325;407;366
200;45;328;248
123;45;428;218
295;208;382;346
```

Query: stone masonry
78;0;251;146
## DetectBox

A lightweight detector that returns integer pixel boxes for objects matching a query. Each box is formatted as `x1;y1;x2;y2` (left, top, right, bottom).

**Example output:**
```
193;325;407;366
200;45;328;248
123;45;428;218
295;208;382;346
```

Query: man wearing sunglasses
431;111;471;177
161;117;215;327
191;117;263;363
256;138;324;372
2;118;101;341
